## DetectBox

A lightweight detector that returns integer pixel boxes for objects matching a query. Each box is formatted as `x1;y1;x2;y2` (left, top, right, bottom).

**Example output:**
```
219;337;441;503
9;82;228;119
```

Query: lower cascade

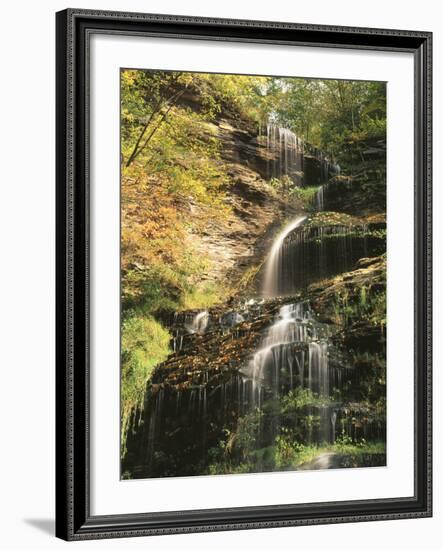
123;214;386;479
239;301;339;445
241;302;330;403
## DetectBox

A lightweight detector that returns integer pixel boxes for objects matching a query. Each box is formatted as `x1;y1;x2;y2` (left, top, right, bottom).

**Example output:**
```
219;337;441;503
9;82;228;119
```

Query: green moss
122;264;181;314
179;281;225;310
281;387;332;412
331;438;385;457
332;283;386;329
236;263;262;293
121;315;171;455
304;211;359;228
289;185;320;206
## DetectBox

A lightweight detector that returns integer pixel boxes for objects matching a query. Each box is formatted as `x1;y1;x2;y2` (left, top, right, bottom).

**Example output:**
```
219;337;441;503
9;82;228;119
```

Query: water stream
263;216;307;298
265;124;340;187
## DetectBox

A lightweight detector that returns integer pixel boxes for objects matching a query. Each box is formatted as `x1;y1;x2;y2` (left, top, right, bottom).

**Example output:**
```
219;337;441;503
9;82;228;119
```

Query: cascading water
189;311;209;334
315;184;324;211
137;298;344;474
170;310;210;352
123;109;385;479
266;124;305;184
263;216;307;298
313;164;342;212
239;300;340;447
265;123;339;187
263;220;383;295
129;211;384;477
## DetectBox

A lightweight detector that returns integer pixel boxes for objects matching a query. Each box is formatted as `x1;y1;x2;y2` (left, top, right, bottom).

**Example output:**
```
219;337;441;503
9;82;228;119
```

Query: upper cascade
262;123;340;187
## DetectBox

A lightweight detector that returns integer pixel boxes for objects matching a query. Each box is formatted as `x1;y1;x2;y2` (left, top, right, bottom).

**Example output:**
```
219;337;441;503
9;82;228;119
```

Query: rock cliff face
179;118;295;288
315;138;386;216
122;94;387;478
173;97;336;290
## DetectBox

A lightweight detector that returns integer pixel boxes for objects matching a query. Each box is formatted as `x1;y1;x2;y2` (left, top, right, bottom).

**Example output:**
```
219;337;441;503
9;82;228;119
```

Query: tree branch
125;88;185;167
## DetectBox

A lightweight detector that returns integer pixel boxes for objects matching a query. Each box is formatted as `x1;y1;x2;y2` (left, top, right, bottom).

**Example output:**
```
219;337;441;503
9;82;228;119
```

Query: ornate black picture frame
55;8;432;541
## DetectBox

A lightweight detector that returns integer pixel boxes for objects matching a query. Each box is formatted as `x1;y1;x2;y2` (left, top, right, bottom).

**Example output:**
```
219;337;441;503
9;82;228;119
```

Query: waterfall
135;211;381;474
263;221;380;295
126;296;367;477
242;302;312;398
266;124;303;184
313;165;342;212
265;123;338;187
263;216;307;298
244;301;331;399
308;341;329;396
171;309;249;352
315;184;324;211
239;300;338;445
190;311;209;334
146;387;164;468
331;411;337;443
170;310;210;352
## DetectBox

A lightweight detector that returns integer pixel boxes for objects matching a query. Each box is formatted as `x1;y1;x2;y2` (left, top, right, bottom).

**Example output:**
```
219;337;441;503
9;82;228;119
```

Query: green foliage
274;428;321;469
268;175;292;191
340;353;386;404
206;428;385;474
199;74;272;122
236;263;262;293
121;315;171;453
305;211;358;228
202;378;386;474
288;185;319;207
122;72;386;173
225;411;263;458
333;437;385;457
121;70;254;455
180;281;225;310
263;78;386;168
121;70;232;316
332;283;386;329
281;387;331;412
122;264;182;314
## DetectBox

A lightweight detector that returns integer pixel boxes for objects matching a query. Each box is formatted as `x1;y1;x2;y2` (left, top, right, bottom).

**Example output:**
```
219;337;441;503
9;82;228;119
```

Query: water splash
185;310;209;335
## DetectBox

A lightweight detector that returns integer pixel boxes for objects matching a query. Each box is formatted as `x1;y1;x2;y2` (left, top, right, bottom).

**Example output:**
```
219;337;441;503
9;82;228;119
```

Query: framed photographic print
55;9;432;540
